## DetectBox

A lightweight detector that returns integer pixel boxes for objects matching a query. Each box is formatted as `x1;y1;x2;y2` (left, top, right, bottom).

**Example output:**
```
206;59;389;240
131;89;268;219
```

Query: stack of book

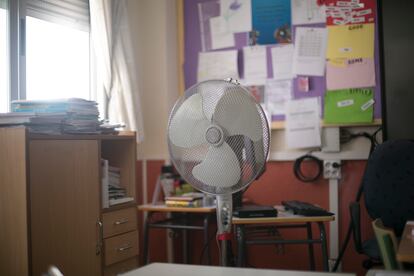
164;193;204;208
101;159;134;208
6;98;100;134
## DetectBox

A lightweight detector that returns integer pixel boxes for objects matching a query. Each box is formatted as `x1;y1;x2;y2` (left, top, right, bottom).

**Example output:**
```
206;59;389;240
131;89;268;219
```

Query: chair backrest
363;140;414;236
372;218;403;270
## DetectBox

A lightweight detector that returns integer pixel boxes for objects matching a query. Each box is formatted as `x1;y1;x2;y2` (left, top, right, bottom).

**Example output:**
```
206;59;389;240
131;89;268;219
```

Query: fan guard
168;79;270;195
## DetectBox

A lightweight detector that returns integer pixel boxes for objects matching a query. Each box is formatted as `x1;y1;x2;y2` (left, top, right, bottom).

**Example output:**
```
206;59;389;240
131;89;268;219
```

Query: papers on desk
285;97;321;149
291;0;326;25
292;27;327;77
197;50;239;82
243;46;268;85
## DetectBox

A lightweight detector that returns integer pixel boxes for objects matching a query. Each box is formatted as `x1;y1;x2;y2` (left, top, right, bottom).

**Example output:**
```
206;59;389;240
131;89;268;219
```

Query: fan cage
167;79;270;195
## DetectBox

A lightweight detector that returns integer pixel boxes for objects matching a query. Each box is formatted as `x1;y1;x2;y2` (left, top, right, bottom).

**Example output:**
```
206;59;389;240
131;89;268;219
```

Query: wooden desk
397;221;414;263
233;206;335;271
138;204;215;265
121;263;354;276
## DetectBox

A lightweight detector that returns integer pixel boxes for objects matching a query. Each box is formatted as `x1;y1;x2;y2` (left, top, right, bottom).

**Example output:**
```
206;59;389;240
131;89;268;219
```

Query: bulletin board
182;0;382;129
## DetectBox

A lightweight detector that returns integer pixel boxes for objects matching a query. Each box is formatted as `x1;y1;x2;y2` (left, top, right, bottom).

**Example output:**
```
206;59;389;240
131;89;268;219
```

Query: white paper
292;27;328;76
197;50;239;82
220;0;252;33
243;46;268;85
285;97;321;149
265;79;292;116
291;0;326;25
271;44;295;80
209;16;235;50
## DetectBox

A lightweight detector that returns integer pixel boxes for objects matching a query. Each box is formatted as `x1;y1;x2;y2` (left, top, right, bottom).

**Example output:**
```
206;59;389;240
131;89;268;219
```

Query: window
26;16;90;100
0;0;8;112
1;0;91;109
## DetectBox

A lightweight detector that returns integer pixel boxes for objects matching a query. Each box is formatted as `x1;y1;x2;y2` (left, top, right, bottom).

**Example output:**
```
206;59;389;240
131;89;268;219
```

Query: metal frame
235;221;329;271
143;211;213;265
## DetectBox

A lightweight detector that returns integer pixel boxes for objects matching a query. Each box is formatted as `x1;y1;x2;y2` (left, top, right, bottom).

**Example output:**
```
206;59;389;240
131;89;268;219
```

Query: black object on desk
282;200;334;217
233;205;277;218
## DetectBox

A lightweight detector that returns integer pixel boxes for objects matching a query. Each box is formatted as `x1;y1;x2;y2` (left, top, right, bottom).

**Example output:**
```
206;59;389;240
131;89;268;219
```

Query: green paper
324;88;374;124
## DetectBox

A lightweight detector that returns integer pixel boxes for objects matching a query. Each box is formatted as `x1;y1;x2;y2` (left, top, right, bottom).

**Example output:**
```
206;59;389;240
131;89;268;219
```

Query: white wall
127;0;179;160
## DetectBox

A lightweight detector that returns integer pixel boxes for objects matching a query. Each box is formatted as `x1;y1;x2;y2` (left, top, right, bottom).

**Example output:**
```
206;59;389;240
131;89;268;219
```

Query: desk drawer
104;230;139;266
103;208;137;238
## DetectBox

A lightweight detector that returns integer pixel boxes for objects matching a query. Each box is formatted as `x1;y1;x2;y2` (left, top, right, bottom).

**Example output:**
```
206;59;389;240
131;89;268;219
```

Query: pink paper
326;58;376;90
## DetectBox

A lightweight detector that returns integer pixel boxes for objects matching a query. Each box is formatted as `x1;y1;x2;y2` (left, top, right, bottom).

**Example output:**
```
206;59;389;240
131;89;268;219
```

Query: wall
128;1;377;275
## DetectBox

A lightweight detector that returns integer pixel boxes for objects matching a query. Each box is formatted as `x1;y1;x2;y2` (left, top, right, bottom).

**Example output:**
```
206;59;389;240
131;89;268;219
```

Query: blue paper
252;0;292;45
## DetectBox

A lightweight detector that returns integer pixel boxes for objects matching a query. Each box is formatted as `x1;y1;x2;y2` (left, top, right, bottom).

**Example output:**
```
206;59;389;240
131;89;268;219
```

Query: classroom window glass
26;16;90;100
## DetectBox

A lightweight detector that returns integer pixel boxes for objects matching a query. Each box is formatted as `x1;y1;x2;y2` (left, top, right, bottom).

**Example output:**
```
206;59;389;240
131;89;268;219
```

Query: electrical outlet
324;160;341;179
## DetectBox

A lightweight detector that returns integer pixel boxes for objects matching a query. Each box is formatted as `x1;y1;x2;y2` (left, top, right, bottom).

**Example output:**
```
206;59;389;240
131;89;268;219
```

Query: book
101;159;109;208
164;192;204;202
0;112;35;125
165;199;202;208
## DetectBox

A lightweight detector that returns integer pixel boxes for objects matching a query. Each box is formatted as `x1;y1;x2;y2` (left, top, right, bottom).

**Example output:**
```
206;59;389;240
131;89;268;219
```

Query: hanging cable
293;153;323;182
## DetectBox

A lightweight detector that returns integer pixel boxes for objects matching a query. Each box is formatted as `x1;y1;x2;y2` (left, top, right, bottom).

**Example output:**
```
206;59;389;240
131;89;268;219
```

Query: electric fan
167;79;270;265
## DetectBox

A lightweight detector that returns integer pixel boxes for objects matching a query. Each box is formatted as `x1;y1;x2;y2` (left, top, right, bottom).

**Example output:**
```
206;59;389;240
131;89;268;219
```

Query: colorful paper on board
324;88;374;123
326;58;376;90
325;0;376;26
327;23;374;59
252;0;292;45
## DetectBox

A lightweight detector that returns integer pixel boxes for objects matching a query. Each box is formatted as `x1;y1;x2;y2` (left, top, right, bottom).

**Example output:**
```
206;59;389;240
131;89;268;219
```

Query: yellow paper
327;23;374;59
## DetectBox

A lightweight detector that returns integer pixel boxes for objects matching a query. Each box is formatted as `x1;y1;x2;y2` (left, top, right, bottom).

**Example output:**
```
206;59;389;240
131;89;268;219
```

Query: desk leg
318;222;329;271
182;229;188;263
236;225;246;267
143;212;152;265
203;214;211;265
306;223;315;271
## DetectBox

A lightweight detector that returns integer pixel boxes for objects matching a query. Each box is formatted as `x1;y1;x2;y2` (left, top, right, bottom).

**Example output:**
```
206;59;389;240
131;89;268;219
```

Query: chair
349;202;381;269
349;140;414;269
372;218;403;270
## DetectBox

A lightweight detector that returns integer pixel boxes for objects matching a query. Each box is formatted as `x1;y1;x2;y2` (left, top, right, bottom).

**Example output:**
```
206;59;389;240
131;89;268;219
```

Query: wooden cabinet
0;127;139;276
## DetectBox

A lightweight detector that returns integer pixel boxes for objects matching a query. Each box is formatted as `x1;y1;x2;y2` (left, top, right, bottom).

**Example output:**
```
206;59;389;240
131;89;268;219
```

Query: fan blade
200;80;228;121
213;90;263;142
192;142;241;188
169;93;209;148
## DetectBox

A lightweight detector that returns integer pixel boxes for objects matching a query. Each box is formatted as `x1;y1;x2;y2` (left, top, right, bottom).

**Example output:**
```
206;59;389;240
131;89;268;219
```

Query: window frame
4;0;93;111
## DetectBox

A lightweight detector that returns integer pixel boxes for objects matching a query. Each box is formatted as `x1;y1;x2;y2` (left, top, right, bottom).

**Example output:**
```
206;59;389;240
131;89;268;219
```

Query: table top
396;221;414;263
138;204;216;213
121;263;354;276
232;206;335;225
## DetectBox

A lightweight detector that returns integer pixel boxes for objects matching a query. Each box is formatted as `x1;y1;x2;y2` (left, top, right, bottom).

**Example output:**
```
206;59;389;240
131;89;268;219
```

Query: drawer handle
114;219;129;225
117;244;132;252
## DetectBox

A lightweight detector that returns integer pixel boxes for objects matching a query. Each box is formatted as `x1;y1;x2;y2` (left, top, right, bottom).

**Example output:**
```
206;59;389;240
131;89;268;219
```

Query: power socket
324;160;341;179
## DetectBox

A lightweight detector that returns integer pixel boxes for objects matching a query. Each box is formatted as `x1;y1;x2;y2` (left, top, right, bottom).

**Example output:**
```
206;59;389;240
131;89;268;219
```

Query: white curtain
90;0;144;142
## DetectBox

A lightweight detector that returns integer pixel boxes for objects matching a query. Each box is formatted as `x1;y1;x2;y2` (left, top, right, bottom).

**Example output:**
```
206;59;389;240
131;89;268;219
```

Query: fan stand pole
216;194;233;266
220;240;228;266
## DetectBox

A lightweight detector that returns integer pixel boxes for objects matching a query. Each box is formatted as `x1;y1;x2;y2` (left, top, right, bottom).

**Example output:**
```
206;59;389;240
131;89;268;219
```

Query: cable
332;127;381;272
293;154;323;182
199;228;217;264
